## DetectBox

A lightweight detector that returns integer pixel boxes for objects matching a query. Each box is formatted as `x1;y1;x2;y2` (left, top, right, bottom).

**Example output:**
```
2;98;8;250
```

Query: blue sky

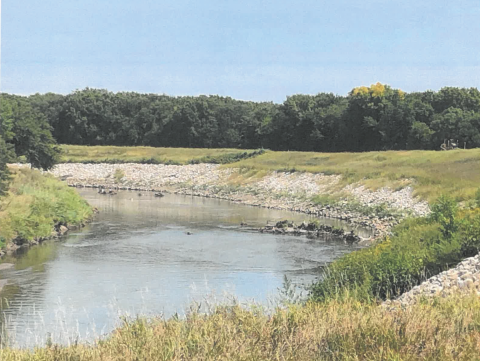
2;0;479;102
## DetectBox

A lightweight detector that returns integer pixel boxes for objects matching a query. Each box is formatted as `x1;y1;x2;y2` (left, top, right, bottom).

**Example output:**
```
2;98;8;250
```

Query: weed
113;168;125;184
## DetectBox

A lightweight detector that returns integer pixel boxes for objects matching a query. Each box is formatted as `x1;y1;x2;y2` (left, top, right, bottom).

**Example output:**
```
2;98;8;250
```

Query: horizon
2;0;480;103
2;83;480;105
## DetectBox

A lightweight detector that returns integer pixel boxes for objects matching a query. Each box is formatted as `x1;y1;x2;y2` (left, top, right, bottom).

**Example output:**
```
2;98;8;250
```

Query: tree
407;121;434;149
0;135;10;196
0;95;60;170
1;85;479;152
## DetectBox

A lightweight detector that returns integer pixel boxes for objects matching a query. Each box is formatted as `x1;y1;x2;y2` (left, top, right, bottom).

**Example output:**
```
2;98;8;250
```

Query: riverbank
0;167;94;260
48;163;430;239
59;145;480;203
1;154;479;356
2;293;480;360
45;159;480;304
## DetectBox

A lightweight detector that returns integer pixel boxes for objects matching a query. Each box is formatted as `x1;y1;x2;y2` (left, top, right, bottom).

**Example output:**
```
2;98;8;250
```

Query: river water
0;189;366;347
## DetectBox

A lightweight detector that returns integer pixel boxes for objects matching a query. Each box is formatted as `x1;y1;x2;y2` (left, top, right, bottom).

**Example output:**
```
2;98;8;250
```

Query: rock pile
345;184;430;217
254;171;341;197
260;220;363;243
49;163;233;190
384;254;480;307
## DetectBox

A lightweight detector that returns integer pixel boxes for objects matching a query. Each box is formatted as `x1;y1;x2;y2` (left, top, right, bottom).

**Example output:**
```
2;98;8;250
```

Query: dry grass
2;294;480;360
60;145;480;203
232;149;480;202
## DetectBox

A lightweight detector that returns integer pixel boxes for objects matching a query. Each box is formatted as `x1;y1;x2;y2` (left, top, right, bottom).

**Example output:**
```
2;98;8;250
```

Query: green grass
2;294;480;360
60;145;263;165
0;167;93;246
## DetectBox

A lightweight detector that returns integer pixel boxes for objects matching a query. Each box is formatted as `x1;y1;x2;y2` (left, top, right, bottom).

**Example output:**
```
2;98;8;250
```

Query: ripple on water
0;189;365;347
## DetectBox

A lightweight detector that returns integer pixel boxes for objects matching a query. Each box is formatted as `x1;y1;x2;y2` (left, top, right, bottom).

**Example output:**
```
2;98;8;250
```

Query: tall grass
233;149;480;203
0;167;93;246
2;294;480;360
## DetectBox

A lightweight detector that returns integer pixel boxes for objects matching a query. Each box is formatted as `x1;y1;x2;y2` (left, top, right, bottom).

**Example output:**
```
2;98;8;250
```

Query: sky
1;0;480;103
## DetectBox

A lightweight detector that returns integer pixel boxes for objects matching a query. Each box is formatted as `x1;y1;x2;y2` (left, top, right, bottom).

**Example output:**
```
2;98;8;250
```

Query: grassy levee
0;167;93;249
60;145;480;203
60;145;264;165
2;295;480;360
232;148;480;203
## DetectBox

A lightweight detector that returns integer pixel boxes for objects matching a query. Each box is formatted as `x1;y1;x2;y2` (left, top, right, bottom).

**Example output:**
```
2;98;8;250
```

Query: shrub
429;195;458;238
310;194;478;302
189;149;265;165
113;168;125;184
0;168;93;246
309;219;438;301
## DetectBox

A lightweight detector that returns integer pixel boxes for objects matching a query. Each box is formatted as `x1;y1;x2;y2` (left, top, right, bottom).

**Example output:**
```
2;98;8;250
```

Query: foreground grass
2;295;480;360
60;145;480;202
0;167;93;248
60;145;262;165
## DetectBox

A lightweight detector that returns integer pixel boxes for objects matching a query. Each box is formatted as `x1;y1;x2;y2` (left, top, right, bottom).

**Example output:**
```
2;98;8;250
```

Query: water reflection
0;190;365;347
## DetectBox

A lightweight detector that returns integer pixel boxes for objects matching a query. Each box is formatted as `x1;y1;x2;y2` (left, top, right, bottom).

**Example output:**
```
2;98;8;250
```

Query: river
0;189;367;347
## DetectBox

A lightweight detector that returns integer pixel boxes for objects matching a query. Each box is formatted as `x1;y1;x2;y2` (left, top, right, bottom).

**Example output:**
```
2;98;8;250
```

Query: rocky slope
385;254;480;307
48;163;430;239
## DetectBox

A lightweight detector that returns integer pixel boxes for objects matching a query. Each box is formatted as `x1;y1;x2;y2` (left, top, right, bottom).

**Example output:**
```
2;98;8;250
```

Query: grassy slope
61;145;480;203
0;167;93;248
60;145;252;164
233;149;480;203
2;295;480;360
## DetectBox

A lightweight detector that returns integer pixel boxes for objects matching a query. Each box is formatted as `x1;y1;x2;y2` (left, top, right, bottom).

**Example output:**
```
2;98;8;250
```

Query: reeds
2;293;480;360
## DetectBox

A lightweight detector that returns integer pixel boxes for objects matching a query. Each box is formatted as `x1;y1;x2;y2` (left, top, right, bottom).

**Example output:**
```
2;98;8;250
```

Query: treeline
1;83;480;153
0;95;61;194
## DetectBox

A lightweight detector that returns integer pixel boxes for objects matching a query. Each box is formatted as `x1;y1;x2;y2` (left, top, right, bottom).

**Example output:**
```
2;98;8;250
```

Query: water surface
0;189;365;347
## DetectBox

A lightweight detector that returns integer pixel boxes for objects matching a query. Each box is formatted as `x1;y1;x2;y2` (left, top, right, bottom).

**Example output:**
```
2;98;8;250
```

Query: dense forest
1;83;480;154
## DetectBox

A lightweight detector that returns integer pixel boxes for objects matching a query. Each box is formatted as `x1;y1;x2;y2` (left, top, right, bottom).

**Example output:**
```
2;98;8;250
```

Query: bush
0;168;93;245
429;195;458;238
310;218;439;301
310;194;478;302
189;149;265;165
113;168;125;183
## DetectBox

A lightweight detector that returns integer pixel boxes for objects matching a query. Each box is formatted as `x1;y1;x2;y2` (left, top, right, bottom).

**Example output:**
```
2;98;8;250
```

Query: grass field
60;145;257;165
233;149;480;202
60;145;480;203
2;294;480;360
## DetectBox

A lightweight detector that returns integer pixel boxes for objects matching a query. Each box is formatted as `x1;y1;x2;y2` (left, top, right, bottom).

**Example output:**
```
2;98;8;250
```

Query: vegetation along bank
0;167;93;259
2;294;480;360
48;145;480;303
0;95;92;261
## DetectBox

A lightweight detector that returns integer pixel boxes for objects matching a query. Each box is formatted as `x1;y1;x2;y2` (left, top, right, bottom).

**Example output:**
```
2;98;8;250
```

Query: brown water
0;189;367;347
